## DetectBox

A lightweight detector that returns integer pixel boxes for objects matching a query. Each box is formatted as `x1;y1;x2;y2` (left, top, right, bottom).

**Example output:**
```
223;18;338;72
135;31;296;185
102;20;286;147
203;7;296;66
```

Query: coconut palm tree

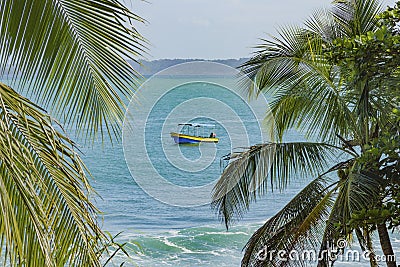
0;0;145;265
212;0;399;266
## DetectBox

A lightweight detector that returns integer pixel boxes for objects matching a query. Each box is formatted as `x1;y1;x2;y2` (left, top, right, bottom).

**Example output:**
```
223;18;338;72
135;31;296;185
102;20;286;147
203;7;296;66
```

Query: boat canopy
178;123;215;127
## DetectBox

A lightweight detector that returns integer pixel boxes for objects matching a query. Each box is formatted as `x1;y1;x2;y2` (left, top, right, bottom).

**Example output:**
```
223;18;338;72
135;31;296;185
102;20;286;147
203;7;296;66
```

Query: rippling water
79;76;399;267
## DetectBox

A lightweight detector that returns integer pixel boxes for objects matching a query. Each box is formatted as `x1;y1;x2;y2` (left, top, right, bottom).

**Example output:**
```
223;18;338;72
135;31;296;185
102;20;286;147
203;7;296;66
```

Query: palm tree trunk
365;228;378;267
377;223;397;267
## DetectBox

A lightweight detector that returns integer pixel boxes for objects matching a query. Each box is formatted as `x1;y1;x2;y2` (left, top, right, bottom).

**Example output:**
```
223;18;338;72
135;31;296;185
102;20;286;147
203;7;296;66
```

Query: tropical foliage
0;0;144;265
212;1;400;266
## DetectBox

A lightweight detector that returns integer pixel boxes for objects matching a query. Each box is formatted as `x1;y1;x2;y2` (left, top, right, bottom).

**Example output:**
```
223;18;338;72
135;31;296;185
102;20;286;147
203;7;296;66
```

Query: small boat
170;123;219;144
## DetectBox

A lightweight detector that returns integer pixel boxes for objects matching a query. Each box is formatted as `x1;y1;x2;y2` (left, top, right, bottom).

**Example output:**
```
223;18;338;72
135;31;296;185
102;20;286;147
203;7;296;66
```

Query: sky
130;0;396;60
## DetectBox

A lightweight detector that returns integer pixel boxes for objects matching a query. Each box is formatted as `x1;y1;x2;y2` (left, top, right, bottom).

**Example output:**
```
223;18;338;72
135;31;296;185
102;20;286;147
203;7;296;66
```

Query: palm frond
212;142;340;229
239;26;312;97
331;0;382;36
305;9;340;42
0;0;146;140
240;25;360;143
316;171;382;265
241;161;378;267
0;82;103;266
231;1;395;266
241;176;337;267
268;72;359;143
336;171;382;227
240;0;387;144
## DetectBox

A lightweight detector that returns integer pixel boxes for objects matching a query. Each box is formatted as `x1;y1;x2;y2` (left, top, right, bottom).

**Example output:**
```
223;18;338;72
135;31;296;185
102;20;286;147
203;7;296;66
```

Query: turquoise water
78;76;399;267
83;138;310;267
79;76;310;266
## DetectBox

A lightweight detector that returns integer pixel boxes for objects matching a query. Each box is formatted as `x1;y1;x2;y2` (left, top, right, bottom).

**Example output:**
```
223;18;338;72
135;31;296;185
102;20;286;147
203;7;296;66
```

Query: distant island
128;58;249;76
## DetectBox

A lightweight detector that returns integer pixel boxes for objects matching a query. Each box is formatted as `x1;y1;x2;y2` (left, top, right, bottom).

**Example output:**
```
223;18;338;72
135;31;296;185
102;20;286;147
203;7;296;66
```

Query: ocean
83;128;314;267
78;62;399;266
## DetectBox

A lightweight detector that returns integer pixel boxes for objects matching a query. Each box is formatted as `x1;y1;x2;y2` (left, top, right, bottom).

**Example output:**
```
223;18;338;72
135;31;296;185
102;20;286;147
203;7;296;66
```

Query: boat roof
178;123;215;127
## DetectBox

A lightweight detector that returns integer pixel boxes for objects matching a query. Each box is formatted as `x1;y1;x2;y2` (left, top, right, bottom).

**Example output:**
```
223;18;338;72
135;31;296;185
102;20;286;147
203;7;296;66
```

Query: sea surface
77;75;399;267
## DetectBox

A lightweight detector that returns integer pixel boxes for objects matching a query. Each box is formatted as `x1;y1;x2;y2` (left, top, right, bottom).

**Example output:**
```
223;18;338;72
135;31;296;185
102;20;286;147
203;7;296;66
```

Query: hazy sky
130;0;396;59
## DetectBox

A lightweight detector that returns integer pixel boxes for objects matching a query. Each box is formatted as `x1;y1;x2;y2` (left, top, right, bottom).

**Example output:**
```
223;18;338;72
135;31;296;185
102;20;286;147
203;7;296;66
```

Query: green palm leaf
241;26;360;143
331;0;381;36
241;176;336;267
336;172;382;229
317;171;382;266
0;0;146;139
0;82;103;266
241;171;382;267
212;142;340;229
305;9;340;41
240;1;384;145
222;0;398;266
240;26;312;97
